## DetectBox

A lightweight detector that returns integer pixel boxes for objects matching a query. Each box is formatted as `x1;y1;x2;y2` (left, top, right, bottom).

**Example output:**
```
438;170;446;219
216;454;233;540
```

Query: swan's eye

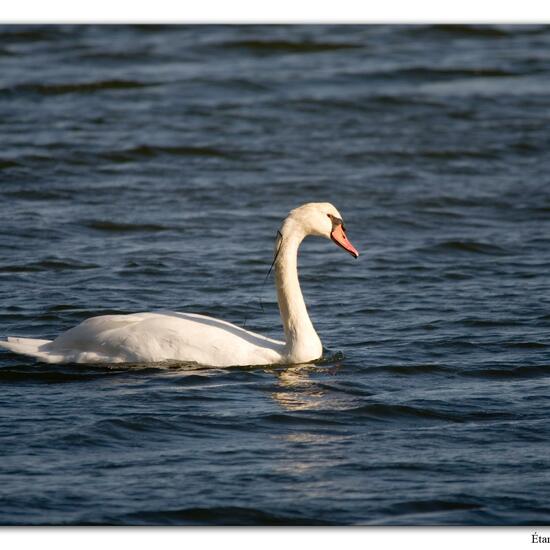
327;213;344;227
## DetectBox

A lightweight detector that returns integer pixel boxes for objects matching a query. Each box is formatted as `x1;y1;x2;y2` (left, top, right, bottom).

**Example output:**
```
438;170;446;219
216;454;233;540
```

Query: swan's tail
0;337;61;363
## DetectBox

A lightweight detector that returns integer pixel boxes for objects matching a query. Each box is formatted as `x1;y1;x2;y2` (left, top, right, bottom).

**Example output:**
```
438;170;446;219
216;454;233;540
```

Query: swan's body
0;203;358;367
3;313;286;366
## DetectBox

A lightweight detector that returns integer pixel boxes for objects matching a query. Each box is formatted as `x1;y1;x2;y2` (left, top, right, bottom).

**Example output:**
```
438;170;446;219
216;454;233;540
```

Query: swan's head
282;202;359;258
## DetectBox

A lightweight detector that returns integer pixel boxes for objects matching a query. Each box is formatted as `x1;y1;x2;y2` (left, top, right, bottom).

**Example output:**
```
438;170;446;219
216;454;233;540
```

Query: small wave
408;24;510;38
78;50;163;63
383;498;481;517
2;79;152;96
46;304;81;312
264;412;343;427
285;95;433;114
128;24;181;33
504;341;548;349
442;271;472;281
5;189;69;200
103;144;234;163
345;148;498;162
92;415;178;435
0;258;98;273
83;220;170;233
512;141;541;153
529;205;550;214
367;66;520;82
460;317;520;327
465;365;550;379
369;363;451;376
187;77;271;93
418;240;508;256
122;506;332;526
414;195;503;208
0;366;118;384
220;39;360;54
344;403;511;423
0;362;231;388
0;159;20;169
418;148;499;160
0;27;60;42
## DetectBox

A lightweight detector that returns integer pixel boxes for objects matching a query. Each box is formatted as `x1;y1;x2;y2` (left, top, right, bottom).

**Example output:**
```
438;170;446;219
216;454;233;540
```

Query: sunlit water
1;24;550;525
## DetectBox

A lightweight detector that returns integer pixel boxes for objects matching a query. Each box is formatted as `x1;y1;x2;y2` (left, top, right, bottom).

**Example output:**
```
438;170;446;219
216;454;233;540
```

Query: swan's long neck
274;221;322;363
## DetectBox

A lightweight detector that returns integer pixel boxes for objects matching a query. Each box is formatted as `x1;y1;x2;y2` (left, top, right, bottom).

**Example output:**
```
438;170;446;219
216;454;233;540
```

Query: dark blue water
1;24;550;525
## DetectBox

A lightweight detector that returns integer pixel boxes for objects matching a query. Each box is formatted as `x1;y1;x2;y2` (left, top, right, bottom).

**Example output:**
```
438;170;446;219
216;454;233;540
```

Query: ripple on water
1;24;550;526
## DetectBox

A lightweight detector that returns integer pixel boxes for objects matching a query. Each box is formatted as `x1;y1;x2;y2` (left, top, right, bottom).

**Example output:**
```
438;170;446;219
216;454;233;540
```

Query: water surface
1;24;550;525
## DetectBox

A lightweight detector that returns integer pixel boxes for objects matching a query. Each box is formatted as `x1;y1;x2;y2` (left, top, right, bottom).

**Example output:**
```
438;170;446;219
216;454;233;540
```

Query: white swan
0;203;358;367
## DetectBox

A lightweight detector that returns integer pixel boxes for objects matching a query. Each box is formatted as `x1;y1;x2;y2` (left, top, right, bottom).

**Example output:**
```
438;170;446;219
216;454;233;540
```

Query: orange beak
331;224;359;258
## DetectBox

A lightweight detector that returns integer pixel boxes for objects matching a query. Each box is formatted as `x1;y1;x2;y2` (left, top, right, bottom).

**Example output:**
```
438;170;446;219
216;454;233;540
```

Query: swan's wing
47;311;284;366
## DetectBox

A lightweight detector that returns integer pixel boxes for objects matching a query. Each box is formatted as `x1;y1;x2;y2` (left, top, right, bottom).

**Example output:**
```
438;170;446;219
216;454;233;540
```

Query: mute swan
0;203;358;367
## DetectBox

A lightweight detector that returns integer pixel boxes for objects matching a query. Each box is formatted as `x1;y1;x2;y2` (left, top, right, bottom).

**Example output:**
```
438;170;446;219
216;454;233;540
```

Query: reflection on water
272;365;326;411
270;367;354;482
271;363;357;414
